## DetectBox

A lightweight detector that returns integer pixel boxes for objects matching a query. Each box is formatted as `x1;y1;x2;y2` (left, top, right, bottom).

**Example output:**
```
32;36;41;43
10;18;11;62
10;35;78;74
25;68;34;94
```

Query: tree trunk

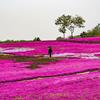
69;26;74;38
71;32;73;38
63;33;65;39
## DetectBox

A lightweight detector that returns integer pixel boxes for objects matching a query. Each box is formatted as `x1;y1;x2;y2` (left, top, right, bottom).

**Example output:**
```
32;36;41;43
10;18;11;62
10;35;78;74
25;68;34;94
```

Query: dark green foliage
80;32;87;37
33;37;41;41
72;15;85;27
72;24;100;38
37;37;41;41
86;24;100;37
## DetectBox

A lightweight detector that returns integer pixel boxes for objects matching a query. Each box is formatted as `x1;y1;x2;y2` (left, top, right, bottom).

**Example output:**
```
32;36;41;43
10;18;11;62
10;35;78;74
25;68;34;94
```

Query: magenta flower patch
0;38;100;99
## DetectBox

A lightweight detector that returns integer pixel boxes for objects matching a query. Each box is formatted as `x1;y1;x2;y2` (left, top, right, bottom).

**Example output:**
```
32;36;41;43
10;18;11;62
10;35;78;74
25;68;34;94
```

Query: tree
55;14;85;38
55;15;71;39
86;23;100;37
58;26;66;38
80;31;87;37
92;24;100;36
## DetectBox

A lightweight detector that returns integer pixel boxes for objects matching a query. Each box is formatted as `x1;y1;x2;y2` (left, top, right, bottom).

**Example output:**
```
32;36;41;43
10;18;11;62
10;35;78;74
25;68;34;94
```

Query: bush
86;24;100;37
56;36;64;40
80;32;87;37
33;37;41;41
37;37;41;41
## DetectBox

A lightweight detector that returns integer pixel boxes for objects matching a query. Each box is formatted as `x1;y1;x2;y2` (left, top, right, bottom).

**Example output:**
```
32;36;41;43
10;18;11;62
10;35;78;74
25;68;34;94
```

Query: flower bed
67;36;100;43
0;40;100;99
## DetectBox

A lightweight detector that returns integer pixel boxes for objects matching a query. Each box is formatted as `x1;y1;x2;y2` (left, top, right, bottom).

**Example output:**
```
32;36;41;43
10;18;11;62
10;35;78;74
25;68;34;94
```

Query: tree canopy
85;24;100;37
55;14;85;38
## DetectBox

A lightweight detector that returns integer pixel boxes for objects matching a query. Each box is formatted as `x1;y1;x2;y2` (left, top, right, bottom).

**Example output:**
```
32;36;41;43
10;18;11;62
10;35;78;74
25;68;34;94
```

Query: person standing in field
48;46;52;58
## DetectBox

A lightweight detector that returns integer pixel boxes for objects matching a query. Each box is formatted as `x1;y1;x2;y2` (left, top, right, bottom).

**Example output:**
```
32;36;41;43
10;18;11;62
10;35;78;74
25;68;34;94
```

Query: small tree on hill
55;14;85;38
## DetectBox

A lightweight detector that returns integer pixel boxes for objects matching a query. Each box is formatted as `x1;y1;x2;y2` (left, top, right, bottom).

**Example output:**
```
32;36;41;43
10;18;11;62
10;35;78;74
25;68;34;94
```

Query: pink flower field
0;38;100;100
67;36;100;43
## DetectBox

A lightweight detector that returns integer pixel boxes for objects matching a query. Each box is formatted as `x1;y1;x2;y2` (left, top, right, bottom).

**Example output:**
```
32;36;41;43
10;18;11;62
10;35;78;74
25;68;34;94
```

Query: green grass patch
0;54;64;69
0;54;14;60
27;57;59;69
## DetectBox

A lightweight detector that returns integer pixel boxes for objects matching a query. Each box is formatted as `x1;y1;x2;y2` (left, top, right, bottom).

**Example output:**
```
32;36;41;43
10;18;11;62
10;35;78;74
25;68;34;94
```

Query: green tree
86;24;100;37
55;14;85;38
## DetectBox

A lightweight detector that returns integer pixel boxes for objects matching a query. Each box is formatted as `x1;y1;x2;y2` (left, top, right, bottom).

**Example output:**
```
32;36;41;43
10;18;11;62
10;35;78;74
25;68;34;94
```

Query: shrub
86;24;100;37
33;37;41;41
56;36;64;40
80;31;87;37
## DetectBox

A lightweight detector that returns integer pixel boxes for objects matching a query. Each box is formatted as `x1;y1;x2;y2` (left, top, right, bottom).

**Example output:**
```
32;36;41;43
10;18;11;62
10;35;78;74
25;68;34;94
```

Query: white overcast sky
0;0;100;40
